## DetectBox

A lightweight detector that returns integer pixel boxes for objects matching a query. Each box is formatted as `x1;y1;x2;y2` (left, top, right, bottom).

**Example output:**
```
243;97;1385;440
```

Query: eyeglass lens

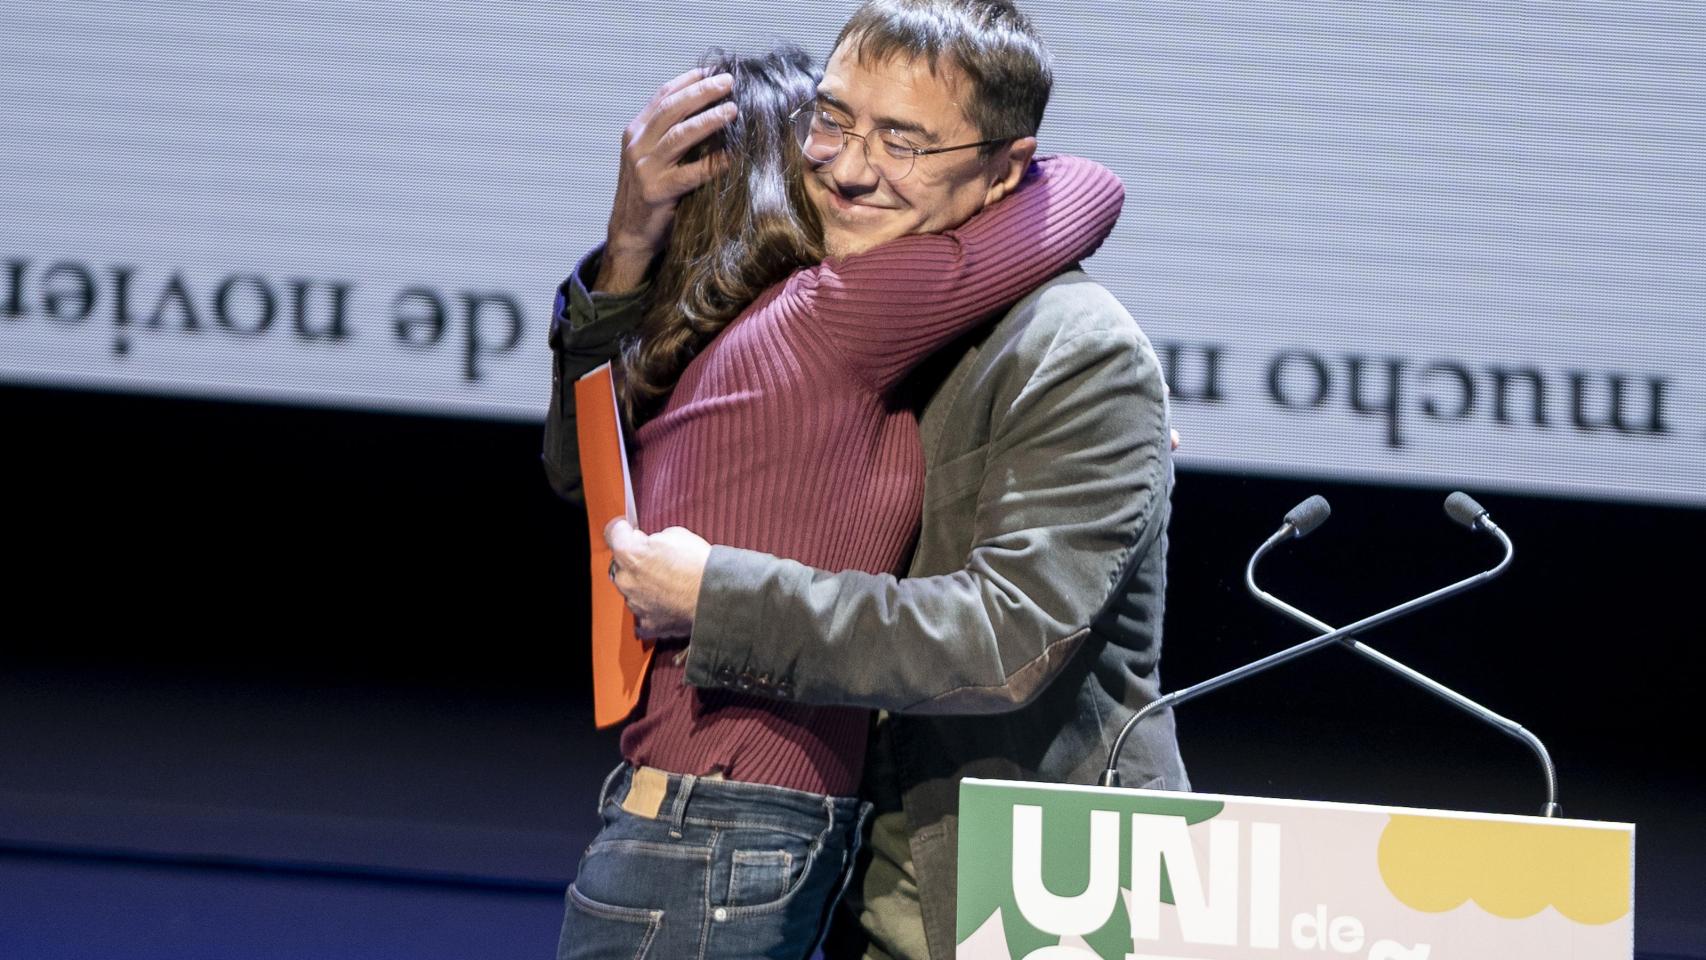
793;108;918;180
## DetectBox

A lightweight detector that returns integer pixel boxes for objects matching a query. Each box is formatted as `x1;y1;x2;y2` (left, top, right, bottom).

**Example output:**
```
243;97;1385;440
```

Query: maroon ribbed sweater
620;154;1125;796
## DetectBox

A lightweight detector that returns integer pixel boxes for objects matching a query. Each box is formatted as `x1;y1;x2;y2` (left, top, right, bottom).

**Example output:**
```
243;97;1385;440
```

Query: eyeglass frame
786;101;1014;180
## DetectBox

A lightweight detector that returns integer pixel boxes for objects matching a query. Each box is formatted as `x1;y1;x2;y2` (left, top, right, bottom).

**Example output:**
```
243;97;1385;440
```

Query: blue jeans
557;763;872;960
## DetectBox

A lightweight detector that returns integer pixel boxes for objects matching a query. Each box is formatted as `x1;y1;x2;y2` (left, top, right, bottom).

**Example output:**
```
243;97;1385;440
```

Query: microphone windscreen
1445;491;1488;529
1284;495;1331;538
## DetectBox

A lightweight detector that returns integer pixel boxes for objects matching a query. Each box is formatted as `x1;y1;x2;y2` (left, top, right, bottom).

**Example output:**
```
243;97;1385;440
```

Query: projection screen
4;2;1702;505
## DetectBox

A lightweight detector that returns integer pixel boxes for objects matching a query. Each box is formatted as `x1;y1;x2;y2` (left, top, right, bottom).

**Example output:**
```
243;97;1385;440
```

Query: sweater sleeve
807;153;1124;392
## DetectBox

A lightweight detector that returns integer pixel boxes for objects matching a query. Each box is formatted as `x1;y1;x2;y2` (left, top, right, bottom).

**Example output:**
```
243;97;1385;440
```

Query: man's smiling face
806;42;1018;258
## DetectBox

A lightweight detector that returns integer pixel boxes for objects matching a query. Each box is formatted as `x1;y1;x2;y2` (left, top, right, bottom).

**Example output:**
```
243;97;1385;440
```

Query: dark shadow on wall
0;383;1698;956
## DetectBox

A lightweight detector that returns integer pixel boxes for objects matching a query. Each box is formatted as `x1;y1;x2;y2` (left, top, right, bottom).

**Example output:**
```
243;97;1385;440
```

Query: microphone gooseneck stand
1100;492;1561;819
1247;495;1560;817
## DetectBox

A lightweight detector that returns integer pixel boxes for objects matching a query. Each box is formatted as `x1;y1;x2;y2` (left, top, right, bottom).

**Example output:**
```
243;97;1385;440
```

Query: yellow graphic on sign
1377;815;1630;924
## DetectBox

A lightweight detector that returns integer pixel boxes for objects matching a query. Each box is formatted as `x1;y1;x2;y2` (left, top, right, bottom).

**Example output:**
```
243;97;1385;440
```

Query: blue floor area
1;666;1698;958
0;849;565;960
0;666;609;959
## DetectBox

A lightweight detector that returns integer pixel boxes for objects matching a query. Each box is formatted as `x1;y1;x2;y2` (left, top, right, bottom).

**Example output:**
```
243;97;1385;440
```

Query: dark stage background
1;383;1698;958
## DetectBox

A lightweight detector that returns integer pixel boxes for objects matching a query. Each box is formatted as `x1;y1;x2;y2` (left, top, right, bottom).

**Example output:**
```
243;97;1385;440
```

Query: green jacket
544;250;1187;960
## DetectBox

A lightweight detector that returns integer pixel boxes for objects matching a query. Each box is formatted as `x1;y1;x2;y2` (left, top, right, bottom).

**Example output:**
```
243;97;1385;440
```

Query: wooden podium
956;779;1633;959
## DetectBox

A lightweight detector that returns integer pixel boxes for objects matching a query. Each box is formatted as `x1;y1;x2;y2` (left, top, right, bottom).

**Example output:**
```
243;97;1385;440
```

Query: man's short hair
835;0;1052;150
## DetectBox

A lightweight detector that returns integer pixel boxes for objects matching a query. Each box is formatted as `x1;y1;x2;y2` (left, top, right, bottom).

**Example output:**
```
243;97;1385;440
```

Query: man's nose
827;136;881;194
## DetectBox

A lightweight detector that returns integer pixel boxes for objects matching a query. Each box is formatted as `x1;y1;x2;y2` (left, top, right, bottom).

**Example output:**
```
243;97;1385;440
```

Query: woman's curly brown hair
618;45;824;427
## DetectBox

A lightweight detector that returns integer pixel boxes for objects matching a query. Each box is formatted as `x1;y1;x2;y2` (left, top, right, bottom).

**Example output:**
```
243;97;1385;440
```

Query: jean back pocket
726;848;796;906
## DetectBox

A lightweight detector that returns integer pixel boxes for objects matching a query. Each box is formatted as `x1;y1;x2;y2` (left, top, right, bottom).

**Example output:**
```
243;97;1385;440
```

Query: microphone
1444;490;1490;529
1099;493;1515;794
1245;493;1559;817
1284;494;1331;538
1247;494;1330;563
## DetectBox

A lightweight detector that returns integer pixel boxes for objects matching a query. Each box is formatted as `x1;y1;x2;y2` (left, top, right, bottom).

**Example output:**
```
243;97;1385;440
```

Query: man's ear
983;136;1039;205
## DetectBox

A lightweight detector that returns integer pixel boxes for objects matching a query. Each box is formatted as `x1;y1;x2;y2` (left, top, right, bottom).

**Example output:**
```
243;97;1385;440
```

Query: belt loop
668;773;697;838
597;762;627;813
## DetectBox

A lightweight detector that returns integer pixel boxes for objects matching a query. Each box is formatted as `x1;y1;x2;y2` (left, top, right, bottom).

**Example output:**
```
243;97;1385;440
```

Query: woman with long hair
557;42;1124;960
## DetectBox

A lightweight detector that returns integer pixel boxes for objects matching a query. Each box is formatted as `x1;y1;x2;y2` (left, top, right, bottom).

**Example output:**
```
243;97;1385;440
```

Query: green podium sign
957;779;1632;959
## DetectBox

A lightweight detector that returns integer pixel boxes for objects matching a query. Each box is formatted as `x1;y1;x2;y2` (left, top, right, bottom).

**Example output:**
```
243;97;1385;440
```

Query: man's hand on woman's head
593;68;740;294
604;517;712;639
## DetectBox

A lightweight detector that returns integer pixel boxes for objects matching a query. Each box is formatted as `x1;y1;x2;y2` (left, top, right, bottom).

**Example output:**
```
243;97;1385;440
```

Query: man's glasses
788;102;1011;181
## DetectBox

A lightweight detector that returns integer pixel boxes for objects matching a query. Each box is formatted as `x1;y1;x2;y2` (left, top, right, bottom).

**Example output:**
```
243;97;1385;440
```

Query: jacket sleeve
541;247;651;504
682;319;1171;714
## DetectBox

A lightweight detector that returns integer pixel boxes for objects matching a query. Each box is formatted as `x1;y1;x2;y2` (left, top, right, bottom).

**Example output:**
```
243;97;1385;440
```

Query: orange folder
574;362;651;729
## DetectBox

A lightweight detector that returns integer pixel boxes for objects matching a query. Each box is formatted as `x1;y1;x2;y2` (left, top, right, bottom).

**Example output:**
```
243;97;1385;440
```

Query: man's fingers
631;617;683;642
612;583;663;639
603;516;648;556
654;100;738;166
663;152;727;199
630;72;725;151
654;72;734;130
660;66;711;98
634;66;708;127
602;515;628;546
631;73;730;164
614;581;663;638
